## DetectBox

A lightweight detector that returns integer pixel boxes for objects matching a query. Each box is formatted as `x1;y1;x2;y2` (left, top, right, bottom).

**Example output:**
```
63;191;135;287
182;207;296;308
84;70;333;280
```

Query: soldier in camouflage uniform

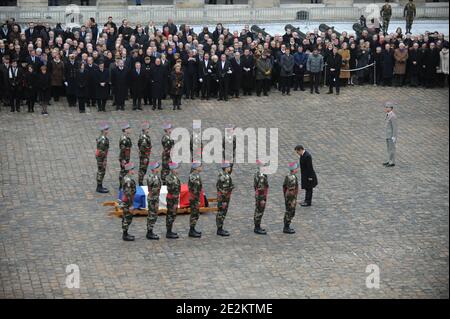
188;161;203;238
119;123;132;190
222;124;236;174
254;160;269;235
404;0;416;34
161;123;175;185
95;122;110;193
216;161;234;236
283;162;299;234
190;122;203;162
165;162;181;239
121;162;137;241
380;0;392;36
137;121;152;186
146;162;161;240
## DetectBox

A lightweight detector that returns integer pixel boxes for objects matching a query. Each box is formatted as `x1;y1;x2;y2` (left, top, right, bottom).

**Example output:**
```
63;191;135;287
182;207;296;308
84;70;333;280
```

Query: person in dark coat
184;50;198;100
293;46;308;91
36;65;51;115
129;61;145;110
76;63;89;113
295;145;318;207
160;55;170;99
230;51;243;98
110;59;129;110
423;43;440;88
326;47;343;95
64;54;78;106
95;61;110;112
381;44;395;86
371;46;383;85
150;58;165;110
198;53;213;100
279;48;295;95
408;42;421;87
216;54;232;101
170;64;184;110
142;56;153;105
241;48;254;95
23;64;37;112
7;59;23;112
85;57;98;107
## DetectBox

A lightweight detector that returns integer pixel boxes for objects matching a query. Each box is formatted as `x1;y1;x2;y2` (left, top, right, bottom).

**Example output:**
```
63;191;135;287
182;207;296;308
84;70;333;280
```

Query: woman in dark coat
381;44;395;86
143;56;153;106
150;58;165;110
23;64;37;112
95;62;110;112
356;44;371;85
170;64;184;110
36;65;51;115
348;42;357;85
76;63;89;113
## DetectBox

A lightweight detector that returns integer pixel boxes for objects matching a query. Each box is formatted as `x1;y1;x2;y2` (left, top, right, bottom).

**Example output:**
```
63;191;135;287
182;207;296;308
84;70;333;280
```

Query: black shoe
254;225;267;235
300;202;311;207
96;184;109;193
283;225;295;234
382;162;389;166
327;91;333;94
310;90;314;94
315;90;320;94
166;227;179;239
188;227;201;238
385;164;395;167
336;91;340;95
158;106;162;110
146;230;159;240
122;231;135;241
217;227;230;236
177;105;182;110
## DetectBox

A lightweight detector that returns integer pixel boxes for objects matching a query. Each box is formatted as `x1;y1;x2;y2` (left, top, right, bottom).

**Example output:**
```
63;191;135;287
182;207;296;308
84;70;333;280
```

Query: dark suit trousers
305;188;313;204
310;72;321;92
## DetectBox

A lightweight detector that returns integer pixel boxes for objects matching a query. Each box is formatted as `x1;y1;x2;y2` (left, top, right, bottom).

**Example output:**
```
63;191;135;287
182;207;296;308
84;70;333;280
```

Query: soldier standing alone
188;161;203;238
119;123;132;190
383;101;398;167
380;0;392;36
121;162;137;241
161;123;175;185
165;162;181;239
216;161;234;237
404;0;416;34
254;160;269;235
138;121;152;186
283;162;299;234
95;122;110;193
146;162;162;240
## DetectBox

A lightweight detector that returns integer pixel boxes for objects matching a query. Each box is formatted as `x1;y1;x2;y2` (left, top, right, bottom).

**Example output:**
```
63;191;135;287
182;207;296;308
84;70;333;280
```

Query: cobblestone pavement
0;85;448;299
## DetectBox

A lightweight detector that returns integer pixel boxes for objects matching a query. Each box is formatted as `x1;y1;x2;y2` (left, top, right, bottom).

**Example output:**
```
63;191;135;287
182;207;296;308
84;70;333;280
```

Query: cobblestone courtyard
0;85;448;298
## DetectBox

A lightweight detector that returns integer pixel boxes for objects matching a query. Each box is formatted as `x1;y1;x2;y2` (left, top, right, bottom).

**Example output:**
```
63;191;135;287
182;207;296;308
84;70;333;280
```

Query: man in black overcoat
111;59;129;110
295;145;318;207
129;61;145;110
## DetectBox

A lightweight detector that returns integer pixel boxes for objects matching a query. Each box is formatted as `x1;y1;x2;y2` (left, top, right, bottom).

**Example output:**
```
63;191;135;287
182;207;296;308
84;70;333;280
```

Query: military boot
283;223;295;234
146;230;159;240
96;184;109;193
166;226;179;239
188;226;201;238
216;227;230;237
254;224;267;235
122;231;135;241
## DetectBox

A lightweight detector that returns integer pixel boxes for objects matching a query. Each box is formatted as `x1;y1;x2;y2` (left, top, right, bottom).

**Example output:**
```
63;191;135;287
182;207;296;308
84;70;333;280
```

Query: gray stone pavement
0;85;448;299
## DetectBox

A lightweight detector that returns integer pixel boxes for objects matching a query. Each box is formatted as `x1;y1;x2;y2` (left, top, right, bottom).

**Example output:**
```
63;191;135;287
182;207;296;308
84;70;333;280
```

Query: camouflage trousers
119;160;129;189
96;157;107;184
216;191;232;228
382;18;390;34
189;192;201;227
406;17;414;32
147;198;159;231
161;152;171;185
122;204;133;232
138;156;149;185
283;195;297;226
166;195;179;228
254;194;267;226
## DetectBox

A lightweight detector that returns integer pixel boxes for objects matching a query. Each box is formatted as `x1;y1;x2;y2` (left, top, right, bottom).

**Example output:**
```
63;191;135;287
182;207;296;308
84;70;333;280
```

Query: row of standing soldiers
380;0;417;36
95;122;307;241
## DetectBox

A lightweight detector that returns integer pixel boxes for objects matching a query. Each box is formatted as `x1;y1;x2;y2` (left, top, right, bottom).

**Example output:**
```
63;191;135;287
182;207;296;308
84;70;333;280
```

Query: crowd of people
0;17;448;114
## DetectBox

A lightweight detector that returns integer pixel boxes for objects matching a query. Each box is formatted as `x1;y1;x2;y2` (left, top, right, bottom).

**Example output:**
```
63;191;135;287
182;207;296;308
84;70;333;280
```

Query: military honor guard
146;162;162;240
121;162;137;241
95;122;110;193
188;161;203;238
283;162;299;234
383;101;398;167
380;0;392;35
404;0;416;34
161;123;175;185
216;161;234;237
137;121;152;186
254;160;269;235
119;122;132;190
166;162;181;239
